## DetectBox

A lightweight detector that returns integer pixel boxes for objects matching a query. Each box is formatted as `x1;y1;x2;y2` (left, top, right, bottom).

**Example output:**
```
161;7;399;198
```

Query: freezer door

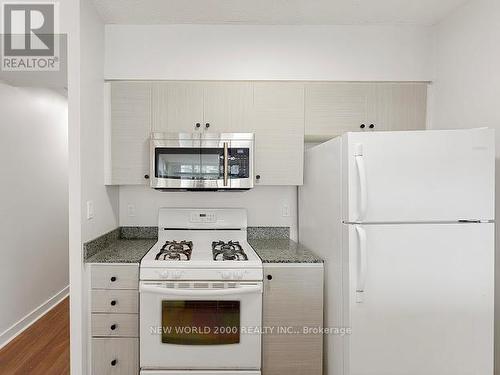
343;129;495;222
343;223;494;375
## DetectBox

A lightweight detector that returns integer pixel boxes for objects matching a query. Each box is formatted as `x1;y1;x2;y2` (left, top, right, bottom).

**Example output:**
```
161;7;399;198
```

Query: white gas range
140;208;263;375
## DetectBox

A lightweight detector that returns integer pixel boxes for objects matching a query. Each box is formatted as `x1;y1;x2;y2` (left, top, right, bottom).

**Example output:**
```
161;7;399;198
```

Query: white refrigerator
299;129;495;375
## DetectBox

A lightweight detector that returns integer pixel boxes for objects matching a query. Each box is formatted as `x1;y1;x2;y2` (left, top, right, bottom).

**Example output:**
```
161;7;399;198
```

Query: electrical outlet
281;204;290;217
86;200;94;220
127;204;136;217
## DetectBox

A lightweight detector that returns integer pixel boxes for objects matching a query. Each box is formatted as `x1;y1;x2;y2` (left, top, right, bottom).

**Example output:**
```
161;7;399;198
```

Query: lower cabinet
262;263;324;375
89;264;139;375
92;338;139;375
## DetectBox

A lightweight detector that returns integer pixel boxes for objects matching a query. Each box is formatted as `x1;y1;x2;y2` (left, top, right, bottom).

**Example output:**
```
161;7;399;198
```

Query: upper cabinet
107;81;427;186
304;82;427;141
151;82;204;133
107;81;152;185
151;81;253;133
251;82;305;186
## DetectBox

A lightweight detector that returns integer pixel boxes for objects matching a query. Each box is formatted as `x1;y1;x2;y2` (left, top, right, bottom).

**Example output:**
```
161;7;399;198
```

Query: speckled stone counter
84;227;157;264
85;239;156;263
249;239;323;263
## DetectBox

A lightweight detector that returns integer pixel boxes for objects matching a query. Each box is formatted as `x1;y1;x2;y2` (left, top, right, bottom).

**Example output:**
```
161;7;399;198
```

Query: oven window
161;301;240;345
155;148;201;179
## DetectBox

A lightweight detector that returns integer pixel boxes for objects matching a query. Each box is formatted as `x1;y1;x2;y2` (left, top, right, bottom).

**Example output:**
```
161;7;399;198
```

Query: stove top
140;209;263;281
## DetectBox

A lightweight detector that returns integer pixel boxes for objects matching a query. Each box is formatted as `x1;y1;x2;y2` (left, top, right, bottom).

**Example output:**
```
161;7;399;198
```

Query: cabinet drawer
92;313;138;337
91;265;139;290
91;290;138;314
92;337;138;375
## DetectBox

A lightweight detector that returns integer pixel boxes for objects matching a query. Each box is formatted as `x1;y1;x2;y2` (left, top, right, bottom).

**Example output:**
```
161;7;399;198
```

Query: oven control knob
221;271;231;280
160;270;170;278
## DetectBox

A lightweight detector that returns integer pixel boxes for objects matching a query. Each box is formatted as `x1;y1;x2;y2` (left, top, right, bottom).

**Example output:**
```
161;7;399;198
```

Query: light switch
281;204;290;217
86;200;94;220
127;204;136;217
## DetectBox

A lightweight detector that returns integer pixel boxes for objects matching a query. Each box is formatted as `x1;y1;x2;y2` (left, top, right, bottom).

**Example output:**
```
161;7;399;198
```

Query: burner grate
155;240;193;261
212;241;248;261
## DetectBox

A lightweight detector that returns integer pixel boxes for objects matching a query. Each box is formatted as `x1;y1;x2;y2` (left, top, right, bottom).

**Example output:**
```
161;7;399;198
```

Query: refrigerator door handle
355;225;367;303
354;144;368;221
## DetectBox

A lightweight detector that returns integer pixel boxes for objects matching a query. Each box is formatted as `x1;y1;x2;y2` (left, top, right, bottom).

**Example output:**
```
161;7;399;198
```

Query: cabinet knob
369;124;375;129
267;274;273;280
195;123;201;128
110;276;117;282
205;123;210;128
111;359;117;366
360;124;366;129
144;174;150;179
255;175;261;180
110;324;117;330
110;300;117;306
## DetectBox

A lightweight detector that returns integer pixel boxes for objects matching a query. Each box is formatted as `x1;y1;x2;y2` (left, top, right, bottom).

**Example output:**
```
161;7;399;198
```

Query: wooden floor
0;297;69;375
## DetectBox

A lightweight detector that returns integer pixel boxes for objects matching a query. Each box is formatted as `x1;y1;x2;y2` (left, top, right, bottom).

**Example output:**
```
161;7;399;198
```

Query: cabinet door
110;81;151;185
263;264;324;375
92;338;138;375
305;82;375;141
251;82;305;185
203;81;253;133
151;81;204;133
372;82;427;131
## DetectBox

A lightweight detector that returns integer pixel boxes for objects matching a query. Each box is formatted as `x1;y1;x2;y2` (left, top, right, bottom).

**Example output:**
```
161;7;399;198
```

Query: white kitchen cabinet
203;81;253;133
151;81;204;133
305;82;375;140
304;82;427;141
107;81;151;185
250;82;305;185
373;82;427;131
151;81;253;134
262;263;324;375
92;338;138;375
89;264;139;375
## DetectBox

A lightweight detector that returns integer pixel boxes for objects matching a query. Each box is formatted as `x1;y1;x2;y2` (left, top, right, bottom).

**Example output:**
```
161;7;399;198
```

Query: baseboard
0;285;69;350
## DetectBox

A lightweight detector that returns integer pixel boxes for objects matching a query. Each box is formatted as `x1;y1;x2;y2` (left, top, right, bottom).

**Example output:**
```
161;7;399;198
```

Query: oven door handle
140;284;263;296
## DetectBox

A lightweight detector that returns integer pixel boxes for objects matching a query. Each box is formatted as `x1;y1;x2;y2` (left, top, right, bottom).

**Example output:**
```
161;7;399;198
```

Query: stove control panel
141;268;263;281
190;212;217;224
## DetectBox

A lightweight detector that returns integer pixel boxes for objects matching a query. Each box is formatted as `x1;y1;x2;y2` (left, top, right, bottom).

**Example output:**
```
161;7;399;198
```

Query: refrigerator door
343;129;495;223
343;223;494;375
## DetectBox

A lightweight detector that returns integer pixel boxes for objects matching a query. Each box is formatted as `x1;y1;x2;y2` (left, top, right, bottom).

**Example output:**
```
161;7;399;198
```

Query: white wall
0;83;69;347
105;24;433;81
81;4;119;243
429;0;500;371
120;186;298;240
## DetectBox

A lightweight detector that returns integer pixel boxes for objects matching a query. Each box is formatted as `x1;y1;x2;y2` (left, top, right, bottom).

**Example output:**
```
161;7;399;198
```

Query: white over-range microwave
150;132;255;191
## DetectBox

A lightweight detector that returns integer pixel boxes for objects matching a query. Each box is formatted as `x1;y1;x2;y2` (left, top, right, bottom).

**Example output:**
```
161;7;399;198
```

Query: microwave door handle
140;284;262;296
223;142;229;186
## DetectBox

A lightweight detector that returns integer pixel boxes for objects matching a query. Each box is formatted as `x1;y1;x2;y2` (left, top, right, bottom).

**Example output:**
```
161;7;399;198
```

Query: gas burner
155;240;193;261
212;241;248;261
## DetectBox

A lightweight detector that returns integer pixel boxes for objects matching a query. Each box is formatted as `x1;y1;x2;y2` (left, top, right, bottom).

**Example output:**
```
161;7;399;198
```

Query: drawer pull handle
110;324;117;330
267;274;273;280
110;300;117;306
111;359;117;366
110;276;117;282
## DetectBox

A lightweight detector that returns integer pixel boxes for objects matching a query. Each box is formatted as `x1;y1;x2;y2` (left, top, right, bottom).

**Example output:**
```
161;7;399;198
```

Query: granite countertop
84;226;323;264
249;238;324;264
85;239;156;263
84;227;157;264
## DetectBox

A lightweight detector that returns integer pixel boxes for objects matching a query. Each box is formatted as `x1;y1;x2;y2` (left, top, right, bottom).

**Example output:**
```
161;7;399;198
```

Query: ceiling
93;0;468;26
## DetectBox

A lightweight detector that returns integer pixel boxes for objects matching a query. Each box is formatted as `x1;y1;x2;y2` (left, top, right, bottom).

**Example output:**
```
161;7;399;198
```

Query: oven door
140;281;263;370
